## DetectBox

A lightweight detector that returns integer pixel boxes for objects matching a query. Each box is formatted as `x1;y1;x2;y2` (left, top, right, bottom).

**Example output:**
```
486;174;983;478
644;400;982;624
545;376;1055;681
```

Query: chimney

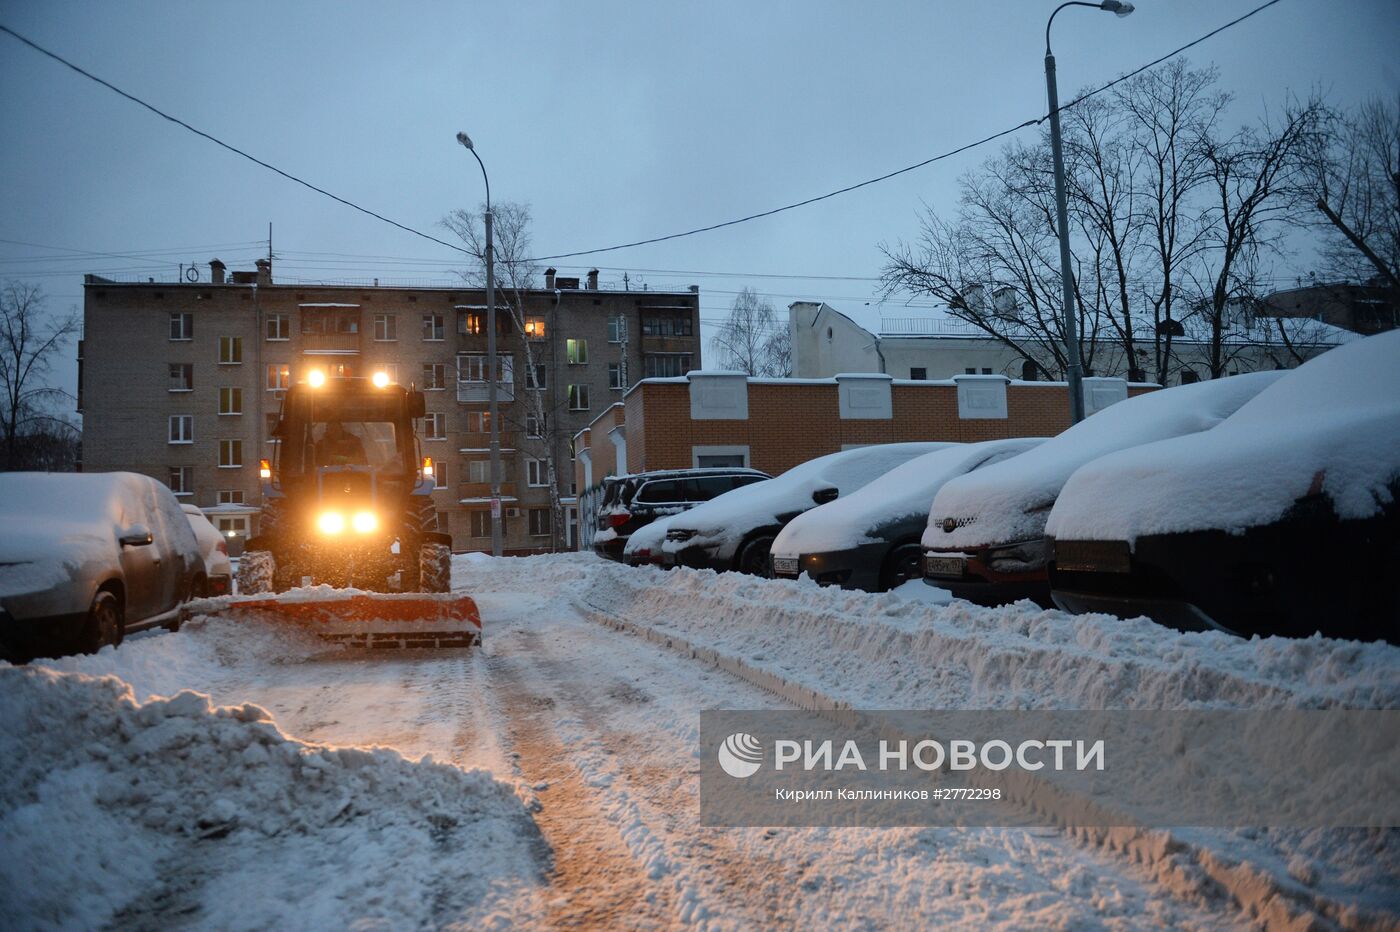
209;259;226;284
545;267;557;289
587;268;599;290
255;258;272;286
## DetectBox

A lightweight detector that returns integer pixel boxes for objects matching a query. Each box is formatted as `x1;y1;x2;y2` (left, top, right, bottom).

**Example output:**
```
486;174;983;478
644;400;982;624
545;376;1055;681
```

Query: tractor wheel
419;542;451;593
238;550;276;595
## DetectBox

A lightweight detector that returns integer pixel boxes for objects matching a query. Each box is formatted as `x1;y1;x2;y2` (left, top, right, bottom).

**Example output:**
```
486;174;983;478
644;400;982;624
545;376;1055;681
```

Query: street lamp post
456;131;503;557
1045;0;1134;424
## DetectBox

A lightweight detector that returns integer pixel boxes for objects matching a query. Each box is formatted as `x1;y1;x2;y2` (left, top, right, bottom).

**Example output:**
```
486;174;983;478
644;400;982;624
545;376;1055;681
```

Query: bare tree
1299;93;1400;296
1;281;79;470
713;288;789;376
442;203;568;551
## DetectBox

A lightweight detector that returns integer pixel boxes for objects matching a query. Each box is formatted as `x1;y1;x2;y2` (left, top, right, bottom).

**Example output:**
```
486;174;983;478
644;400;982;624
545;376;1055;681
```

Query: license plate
924;555;965;579
772;556;800;576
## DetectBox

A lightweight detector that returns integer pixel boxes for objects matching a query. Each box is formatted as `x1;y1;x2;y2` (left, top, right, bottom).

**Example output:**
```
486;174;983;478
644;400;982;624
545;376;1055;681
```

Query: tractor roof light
372;371;390;388
259;458;272;480
422;456;434;478
307;370;327;388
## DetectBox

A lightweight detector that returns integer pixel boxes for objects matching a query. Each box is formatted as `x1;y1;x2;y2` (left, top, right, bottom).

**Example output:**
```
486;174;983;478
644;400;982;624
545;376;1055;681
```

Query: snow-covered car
181;504;234;596
922;371;1285;607
664;443;952;576
0;472;204;662
1048;330;1400;641
593;467;770;561
621;511;682;567
770;439;1043;591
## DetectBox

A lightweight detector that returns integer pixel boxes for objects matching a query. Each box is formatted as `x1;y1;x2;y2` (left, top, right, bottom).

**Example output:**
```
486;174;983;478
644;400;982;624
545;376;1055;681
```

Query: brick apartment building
79;259;701;554
573;371;1155;540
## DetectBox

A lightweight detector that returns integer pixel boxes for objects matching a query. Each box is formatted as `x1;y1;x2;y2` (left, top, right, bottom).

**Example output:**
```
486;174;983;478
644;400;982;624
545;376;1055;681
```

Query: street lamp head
1100;1;1135;16
456;131;474;150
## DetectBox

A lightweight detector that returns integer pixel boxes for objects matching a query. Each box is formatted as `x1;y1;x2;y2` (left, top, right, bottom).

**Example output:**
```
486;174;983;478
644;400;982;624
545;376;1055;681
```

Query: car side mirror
812;487;838;505
119;524;154;547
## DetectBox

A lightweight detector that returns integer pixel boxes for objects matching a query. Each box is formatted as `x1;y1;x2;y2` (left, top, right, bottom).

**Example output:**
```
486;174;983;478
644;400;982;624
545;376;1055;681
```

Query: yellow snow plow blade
216;592;481;649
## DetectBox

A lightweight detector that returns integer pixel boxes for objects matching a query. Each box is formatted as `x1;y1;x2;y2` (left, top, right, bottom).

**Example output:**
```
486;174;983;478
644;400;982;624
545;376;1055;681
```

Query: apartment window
525;412;542;438
527;459;547;487
432;461;448;490
265;413;280;442
169;415;194;444
608;363;625;390
641;312;693;337
470;511;491;538
466;410;493;434
219;336;243;365
374;314;397;341
566;338;588;365
266;314;290;341
424;412;445;440
266;364;290;391
528;508;551;537
301;309;359;335
964;367;994;375
910;367;928;380
422;363;447;390
1180;369;1200;385
524;316;546;340
169;313;193;341
169;363;193;392
457;354;513;386
422;313;444;341
218;387;243;416
524;363;547;390
375;363;400;385
567;384;590;410
460;310;485;335
468;460;491;483
643;353;692;378
607;316;626;344
216;516;249;538
217;489;245;505
1020;361;1041;382
168;466;194;497
218;439;243;468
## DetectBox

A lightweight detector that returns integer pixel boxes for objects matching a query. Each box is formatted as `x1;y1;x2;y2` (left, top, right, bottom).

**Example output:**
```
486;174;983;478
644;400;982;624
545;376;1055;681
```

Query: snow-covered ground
4;551;1397;929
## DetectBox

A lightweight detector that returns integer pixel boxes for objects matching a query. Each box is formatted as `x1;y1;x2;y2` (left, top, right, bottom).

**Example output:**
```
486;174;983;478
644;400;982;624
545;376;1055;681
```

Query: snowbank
926;372;1283;549
1049;330;1400;542
773;440;1041;558
0;666;539;930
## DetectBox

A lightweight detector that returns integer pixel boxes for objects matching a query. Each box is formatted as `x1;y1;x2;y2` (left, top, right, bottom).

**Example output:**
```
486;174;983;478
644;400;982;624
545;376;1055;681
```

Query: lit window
525;317;546;340
266;364;290;390
566;338;588;365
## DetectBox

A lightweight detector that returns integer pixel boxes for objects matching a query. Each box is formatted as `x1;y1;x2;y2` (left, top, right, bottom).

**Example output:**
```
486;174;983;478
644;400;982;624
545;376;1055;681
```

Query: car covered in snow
621;510;682;567
181;504;234;596
922;371;1285;607
0;472;204;661
770;439;1043;591
1047;330;1400;641
592;467;770;561
663;443;951;576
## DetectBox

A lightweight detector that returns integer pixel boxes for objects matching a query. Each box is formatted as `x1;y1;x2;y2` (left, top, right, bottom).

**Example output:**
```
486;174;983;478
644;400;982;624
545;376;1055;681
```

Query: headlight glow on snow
317;511;346;535
351;511;378;534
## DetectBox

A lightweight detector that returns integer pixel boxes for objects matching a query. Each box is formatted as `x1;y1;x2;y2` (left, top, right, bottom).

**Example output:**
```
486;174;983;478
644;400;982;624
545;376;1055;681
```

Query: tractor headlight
351;511;378;534
318;511;346;535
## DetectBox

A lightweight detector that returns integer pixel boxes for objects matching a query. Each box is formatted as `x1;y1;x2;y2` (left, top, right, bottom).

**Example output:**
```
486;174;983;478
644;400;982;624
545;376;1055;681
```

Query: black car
591;467;770;561
1046;330;1400;642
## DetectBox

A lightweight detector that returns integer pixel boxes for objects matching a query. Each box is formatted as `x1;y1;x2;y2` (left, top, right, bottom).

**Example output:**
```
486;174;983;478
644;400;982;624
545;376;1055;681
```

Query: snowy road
12;553;1399;929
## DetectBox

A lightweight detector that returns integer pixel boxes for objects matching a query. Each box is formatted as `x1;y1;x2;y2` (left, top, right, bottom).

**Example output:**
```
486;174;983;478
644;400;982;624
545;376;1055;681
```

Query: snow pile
1049;329;1400;542
773;439;1042;558
0;665;539;930
926;372;1283;549
665;443;950;555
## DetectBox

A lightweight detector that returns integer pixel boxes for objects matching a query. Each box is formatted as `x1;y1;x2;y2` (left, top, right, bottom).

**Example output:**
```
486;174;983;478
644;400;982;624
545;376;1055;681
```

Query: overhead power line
2;0;1284;267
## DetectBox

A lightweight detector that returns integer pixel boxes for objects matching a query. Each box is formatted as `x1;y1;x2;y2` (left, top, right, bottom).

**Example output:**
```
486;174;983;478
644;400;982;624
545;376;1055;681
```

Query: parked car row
1;472;218;663
603;331;1399;642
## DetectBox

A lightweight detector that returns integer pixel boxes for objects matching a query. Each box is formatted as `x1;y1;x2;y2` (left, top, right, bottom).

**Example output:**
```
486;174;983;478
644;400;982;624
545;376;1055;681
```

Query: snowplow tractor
233;375;474;647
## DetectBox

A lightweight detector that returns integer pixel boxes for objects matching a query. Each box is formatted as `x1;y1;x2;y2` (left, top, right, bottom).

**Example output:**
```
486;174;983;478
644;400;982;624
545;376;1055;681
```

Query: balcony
301;332;362;355
457;380;514;403
459;432;517;452
458;481;517;501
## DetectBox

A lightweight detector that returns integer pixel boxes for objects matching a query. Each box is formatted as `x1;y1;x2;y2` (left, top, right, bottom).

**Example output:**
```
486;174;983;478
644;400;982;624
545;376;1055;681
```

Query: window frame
218;335;243;365
266;363;290;391
169;363;194;393
218;439;243;468
218;386;243;416
422;313;445;341
566;338;588;365
423;412;446;440
169;313;193;341
168;414;194;444
526;458;548;487
168;466;194;497
528;507;551;537
567;384;590;411
422;362;447;391
374;314;398;342
266;314;290;341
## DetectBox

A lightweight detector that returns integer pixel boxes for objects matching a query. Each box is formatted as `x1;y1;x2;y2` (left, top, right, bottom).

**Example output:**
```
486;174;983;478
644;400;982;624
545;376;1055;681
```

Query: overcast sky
2;0;1396;404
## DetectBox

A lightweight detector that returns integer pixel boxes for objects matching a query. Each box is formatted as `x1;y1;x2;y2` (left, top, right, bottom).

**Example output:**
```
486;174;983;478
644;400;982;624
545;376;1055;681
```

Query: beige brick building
80;260;701;554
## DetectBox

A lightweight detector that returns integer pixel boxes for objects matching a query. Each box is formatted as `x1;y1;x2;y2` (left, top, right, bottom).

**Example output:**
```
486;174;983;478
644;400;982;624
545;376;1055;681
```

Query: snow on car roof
772;439;1044;557
927;371;1285;549
1048;330;1400;543
666;443;950;540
